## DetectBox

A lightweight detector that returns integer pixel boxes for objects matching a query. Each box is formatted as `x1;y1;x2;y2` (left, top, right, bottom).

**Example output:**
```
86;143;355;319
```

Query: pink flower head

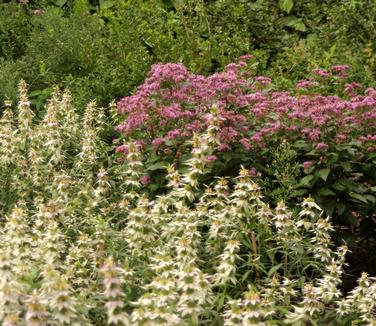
254;76;272;85
167;128;182;139
312;69;329;78
309;129;321;141
359;136;367;143
140;175;151;185
297;79;317;89
365;88;376;97
239;54;255;60
331;64;349;72
303;161;313;169
315;142;329;151
251;133;262;143
152;137;166;147
135;140;146;150
115;144;129;155
344;82;362;94
206;155;218;162
248;167;261;177
217;143;231;152
239;138;252;151
335;134;347;143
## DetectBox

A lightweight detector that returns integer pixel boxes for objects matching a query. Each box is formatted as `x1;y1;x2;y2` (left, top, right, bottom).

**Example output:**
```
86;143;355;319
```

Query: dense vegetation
0;83;375;325
0;0;375;107
0;0;375;324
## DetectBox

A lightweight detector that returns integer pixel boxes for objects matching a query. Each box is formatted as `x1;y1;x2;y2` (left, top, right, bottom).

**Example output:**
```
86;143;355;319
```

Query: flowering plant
116;60;376;245
1;85;375;324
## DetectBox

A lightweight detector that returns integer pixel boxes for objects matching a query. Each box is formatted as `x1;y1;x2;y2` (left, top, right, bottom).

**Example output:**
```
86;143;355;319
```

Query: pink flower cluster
116;61;376;158
117;60;259;148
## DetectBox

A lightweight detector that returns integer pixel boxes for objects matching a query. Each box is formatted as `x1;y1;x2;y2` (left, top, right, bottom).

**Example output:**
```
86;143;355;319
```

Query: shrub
1;0;375;111
116;60;376;274
0;1;30;59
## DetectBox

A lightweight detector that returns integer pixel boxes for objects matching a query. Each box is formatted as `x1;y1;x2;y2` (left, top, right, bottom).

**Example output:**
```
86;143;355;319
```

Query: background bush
0;0;374;108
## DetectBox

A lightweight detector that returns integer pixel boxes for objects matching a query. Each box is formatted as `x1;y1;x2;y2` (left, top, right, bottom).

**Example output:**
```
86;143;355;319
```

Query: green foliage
0;0;375;111
0;2;30;59
0;59;23;104
263;141;302;202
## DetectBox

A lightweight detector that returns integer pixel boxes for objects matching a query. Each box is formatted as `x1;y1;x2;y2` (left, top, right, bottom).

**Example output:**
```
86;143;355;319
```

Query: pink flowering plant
116;59;376;238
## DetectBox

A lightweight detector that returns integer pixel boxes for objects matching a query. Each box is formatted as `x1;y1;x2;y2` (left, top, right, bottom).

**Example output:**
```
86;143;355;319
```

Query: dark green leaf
340;162;352;173
146;161;169;171
337;203;346;215
317;168;330;181
55;0;67;7
363;194;375;204
299;175;314;186
344;213;359;226
267;263;283;277
317;188;336;196
282;16;306;32
292;188;310;196
349;192;368;203
332;181;347;191
293;140;308;149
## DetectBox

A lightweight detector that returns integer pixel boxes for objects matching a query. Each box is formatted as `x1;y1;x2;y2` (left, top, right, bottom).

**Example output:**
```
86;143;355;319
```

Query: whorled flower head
310;218;335;264
17;80;34;134
223;286;274;325
100;257;129;325
25;290;47;326
0;106;18;166
214;239;240;285
41;266;80;325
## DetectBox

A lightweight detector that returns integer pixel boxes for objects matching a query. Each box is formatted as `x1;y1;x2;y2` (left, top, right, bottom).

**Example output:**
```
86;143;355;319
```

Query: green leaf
292;188;309;196
349;192;368;203
344;213;359;226
364;194;376;203
146;161;169;171
299;174;314;186
317;168;330;181
282;16;306;32
338;203;346;215
148;184;159;192
293;140;308;149
216;292;226;311
55;0;67;6
100;0;115;9
340;161;352;171
241;270;252;282
317;188;336;196
267;263;283;277
271;187;284;195
278;0;294;14
178;166;190;175
332;181;347;191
